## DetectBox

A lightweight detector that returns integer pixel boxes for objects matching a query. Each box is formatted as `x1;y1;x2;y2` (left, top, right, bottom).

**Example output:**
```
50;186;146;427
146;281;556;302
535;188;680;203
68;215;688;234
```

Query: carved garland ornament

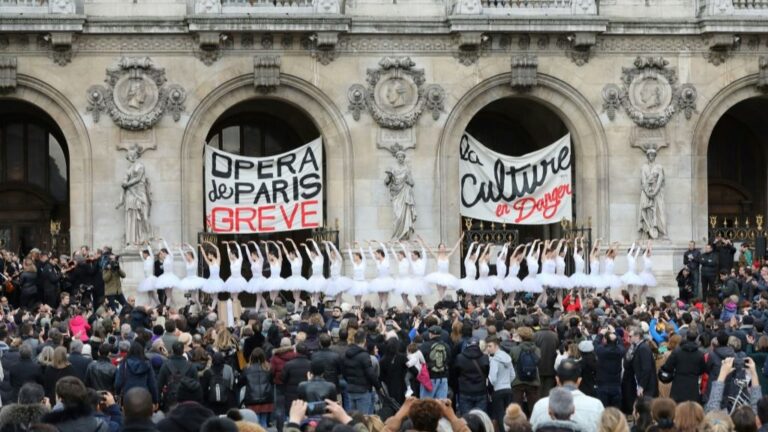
602;56;697;129
347;57;445;130
86;57;187;131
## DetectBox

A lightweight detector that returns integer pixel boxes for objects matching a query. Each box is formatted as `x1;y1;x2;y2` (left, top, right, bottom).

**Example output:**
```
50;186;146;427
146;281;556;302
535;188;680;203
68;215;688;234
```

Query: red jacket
69;315;91;342
563;294;582;312
270;346;297;385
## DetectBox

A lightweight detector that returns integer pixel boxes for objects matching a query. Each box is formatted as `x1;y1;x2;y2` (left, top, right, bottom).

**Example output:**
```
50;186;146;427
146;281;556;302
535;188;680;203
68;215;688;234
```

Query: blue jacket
650;319;678;344
114;357;158;403
94;404;122;432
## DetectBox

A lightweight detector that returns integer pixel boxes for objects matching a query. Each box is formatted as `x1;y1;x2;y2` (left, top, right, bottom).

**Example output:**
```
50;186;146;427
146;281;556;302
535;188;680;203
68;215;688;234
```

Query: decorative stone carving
638;146;667;240
241;34;254;49
518;34;531;50
50;0;76;14
602;56;698;129
195;32;230;66
281;34;294;49
86;57;187;131
195;0;222;14
557;32;595;66
38;33;74;66
571;0;597;15
347;57;446;129
758;56;768;91
261;34;274;50
314;0;341;14
116;143;153;246
510;55;537;90
308;32;339;65
454;32;488;66
704;0;734;16
453;0;483;14
0;57;17;94
254;56;281;93
383;144;417;241
705;34;739;66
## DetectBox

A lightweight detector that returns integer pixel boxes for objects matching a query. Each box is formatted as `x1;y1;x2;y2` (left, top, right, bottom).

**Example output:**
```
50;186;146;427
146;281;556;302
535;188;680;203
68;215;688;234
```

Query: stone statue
638;147;667;239
385;150;417;240
116;144;152;246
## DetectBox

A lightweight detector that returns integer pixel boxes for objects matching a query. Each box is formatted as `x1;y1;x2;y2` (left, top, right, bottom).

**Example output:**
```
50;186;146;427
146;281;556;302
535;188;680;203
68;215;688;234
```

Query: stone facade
1;0;766;293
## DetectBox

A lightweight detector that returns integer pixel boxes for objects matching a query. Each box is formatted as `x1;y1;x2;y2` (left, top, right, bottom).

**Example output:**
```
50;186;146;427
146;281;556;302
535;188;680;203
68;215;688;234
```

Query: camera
306;401;327;416
734;357;746;369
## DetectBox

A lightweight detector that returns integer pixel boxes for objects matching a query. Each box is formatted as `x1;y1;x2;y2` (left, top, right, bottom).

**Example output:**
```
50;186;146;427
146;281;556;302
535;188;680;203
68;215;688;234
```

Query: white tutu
178;276;206;292
284;275;309;291
138;276;157;293
262;277;284;293
326;277;352;297
155;273;180;289
245;276;264;294
620;271;644;286
590;274;608;292
424;272;460;289
489;276;506;293
555;275;573;290
202;277;225;294
640;271;657;287
522;275;543;293
402;277;430;296
224;275;249;293
306;275;328;293
502;276;523;293
348;280;369;297
536;273;560;288
603;274;622;290
569;272;592;289
369;276;396;293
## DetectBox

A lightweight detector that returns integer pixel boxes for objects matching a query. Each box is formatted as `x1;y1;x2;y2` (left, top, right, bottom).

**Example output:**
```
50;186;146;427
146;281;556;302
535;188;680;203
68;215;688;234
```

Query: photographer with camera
102;253;126;312
91;389;123;432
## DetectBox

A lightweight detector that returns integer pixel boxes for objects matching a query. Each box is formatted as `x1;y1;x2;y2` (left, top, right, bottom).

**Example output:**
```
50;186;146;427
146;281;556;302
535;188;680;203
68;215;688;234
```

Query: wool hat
429;325;442;335
578;340;594;353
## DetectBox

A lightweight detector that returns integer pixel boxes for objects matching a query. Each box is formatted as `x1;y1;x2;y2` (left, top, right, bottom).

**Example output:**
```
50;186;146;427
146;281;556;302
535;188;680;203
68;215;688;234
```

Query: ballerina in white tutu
155;239;181;307
639;240;656;302
568;237;592;296
490;242;510;307
476;244;496;299
200;241;225;299
346;242;368;306
537;240;559;291
602;242;622;298
324;241;349;304
588;239;607;294
423;233;464;300
368;240;395;309
279;239;308;307
408;237;430;302
460;241;481;298
502;244;526;306
393;242;413;308
620;242;644;299
262;241;285;302
137;242;160;308
522;240;543;294
303;239;327;306
555;240;573;295
244;241;266;311
178;243;205;306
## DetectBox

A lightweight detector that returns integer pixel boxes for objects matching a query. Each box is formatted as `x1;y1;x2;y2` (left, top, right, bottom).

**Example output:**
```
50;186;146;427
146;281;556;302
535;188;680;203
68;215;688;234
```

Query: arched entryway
0;100;69;255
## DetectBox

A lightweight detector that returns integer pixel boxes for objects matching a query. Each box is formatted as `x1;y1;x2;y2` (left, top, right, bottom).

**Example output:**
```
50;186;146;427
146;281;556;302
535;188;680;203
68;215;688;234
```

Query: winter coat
42;365;78;403
241;364;273;405
510;341;541;387
699;251;719;277
534;329;560;378
281;354;311;410
663;341;706;402
85;359;116;393
342;345;380;394
102;268;125;297
40;402;109;432
684;248;701;271
69;316;91;343
379;352;408;404
310;348;343;386
454;344;490;396
120;420;160;432
156;355;197;397
114;357;159;403
594;340;624;386
269;347;297;386
297;377;337;402
632;340;658;397
489;349;515;392
0;403;49;432
534;420;584;432
721;277;741;299
579;352;598;397
68;352;93;382
7;359;41;403
716;242;737;271
155;401;215;432
419;338;452;379
40;263;60;306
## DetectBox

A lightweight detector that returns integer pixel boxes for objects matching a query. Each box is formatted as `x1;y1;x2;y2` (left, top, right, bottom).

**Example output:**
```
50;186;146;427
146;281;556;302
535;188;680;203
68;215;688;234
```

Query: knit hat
578;340;594;353
81;344;92;358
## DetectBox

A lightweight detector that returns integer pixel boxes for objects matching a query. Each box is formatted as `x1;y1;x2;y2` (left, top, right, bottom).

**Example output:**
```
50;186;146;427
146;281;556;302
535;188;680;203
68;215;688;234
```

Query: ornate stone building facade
0;0;766;289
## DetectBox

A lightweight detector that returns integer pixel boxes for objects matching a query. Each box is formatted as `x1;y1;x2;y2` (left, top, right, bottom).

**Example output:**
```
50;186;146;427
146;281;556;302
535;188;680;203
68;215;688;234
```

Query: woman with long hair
242;348;274;429
630;397;653;432
213;327;239;370
115;341;158;405
646;398;676;432
657;334;681;399
18;259;37;309
202;351;236;415
674;401;704;432
598;408;629;432
41;346;77;403
379;337;408;405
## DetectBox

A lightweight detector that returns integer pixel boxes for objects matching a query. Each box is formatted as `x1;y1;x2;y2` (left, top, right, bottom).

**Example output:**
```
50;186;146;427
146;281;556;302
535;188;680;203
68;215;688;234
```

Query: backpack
163;361;202;409
517;347;539;382
428;342;449;375
721;364;751;414
208;366;233;404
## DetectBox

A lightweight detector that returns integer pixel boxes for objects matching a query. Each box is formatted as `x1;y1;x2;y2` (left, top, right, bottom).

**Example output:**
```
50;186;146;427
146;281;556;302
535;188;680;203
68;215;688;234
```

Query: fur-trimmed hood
0;404;49;429
40;402;108;432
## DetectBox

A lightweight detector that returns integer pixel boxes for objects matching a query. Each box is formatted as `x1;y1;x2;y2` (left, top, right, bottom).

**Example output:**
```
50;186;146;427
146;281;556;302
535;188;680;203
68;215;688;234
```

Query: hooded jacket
664;340;706;403
454;344;490;396
269;346;297;386
69;316;91;343
0;403;49;432
114;357;159;403
489;349;514;392
342;345;380;394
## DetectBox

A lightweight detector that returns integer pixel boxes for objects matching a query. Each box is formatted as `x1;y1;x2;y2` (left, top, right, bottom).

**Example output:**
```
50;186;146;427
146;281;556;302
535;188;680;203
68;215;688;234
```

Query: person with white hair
533;387;582;432
462;409;495;432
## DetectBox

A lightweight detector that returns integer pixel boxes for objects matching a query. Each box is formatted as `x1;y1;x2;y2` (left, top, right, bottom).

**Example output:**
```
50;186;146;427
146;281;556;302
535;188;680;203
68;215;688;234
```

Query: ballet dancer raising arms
368;240;395;310
460;241;481;301
569;237;592;297
620;242;644;302
200;241;224;303
393;242;413;309
423;233;464;300
347;242;369;307
476;243;495;302
138;241;159;307
324;241;349;305
262;241;285;302
244;241;266;312
178;242;205;307
280;239;308;307
490;242;510;308
602;242;622;300
222;241;247;312
409;237;430;304
503;244;526;307
588;239;607;295
522;239;543;294
639;240;656;303
155;239;181;307
303;239;327;306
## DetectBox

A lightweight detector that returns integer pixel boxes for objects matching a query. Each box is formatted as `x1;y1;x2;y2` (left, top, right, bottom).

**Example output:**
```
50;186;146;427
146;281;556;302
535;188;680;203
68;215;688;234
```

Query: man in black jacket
594;329;625;408
534;316;560;397
452;337;489;415
714;236;736;273
282;342;312;417
68;340;93;382
419;326;452;399
720;270;741;300
311;334;343;387
7;344;42;403
156;342;201;409
662;330;706;403
341;331;380;415
684;241;702;297
85;344;117;393
699;243;720;299
631;329;658;398
298;362;337;403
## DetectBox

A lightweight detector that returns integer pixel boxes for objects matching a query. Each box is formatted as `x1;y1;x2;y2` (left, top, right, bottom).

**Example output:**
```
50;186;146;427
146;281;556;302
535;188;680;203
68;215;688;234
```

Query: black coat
40;262;60;306
379;353;408;404
42;365;78;403
40;401;109;432
7;359;41;404
716;242;736;271
342;345;379;394
241;365;273;405
281;355;311;409
699;252;719;277
310;348;343;386
68;353;93;383
595;338;625;386
85;359;116;393
632;341;658;397
534;330;560;378
453;344;490;396
663;341;706;403
684;248;701;271
297;378;337;402
121;420;160;432
579;352;598;397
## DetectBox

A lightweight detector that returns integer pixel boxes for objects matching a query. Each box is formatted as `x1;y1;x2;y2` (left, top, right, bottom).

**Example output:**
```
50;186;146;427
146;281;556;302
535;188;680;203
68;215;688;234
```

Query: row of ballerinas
459;238;657;307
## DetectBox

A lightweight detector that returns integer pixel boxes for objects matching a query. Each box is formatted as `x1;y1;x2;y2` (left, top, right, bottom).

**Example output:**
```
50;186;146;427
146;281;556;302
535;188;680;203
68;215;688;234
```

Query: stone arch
437;73;609;241
691;74;763;241
0;75;94;248
180;74;354;241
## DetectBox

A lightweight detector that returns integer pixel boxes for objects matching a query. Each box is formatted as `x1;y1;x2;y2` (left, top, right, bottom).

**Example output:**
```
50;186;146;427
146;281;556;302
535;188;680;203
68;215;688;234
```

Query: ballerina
262;241;285;302
244;241;266;312
280;239;308;307
324;241;349;304
423;233;464;300
555;240;573;294
460;241;481;298
303;239;327;306
537;240;559;291
393;242;414;309
221;241;246;320
568;237;592;296
522;240;543;294
178;243;205;306
367;240;395;309
620;242;644;301
200;241;225;301
155;239;181;307
476;244;495;299
639;240;656;303
490;242;510;307
137;241;160;308
588;239;607;294
408;237;430;303
347;242;369;306
602;242;623;298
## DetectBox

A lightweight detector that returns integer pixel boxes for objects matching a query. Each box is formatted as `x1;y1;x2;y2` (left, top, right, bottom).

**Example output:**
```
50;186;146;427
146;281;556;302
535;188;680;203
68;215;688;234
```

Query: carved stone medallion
347;57;445;130
86;57;186;131
602;56;697;129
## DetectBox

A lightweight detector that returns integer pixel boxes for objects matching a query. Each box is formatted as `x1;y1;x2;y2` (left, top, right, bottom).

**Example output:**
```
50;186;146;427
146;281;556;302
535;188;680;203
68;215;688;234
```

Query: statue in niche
638;146;667;240
116;143;152;246
385;149;417;240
